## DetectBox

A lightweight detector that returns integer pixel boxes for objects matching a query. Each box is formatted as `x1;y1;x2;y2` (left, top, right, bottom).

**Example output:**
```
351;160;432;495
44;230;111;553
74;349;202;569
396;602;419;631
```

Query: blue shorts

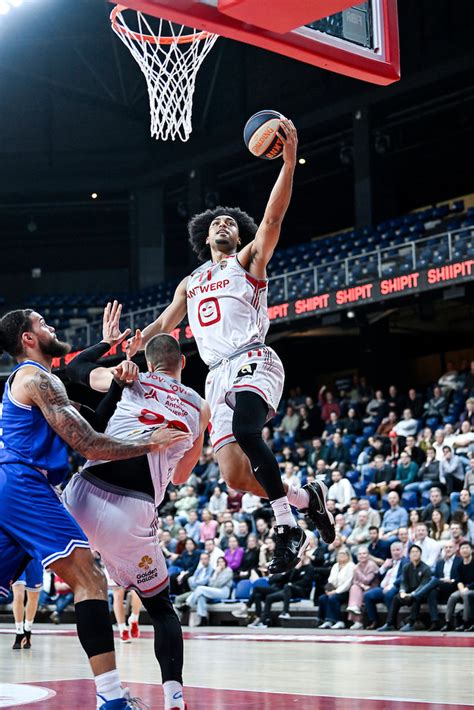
0;463;89;597
12;558;43;591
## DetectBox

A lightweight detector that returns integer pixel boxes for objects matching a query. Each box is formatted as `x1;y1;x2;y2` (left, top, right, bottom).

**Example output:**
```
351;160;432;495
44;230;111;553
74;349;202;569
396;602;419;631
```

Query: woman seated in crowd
429;509;450;541
407;509;422;542
318;548;355;630
346;547;379;630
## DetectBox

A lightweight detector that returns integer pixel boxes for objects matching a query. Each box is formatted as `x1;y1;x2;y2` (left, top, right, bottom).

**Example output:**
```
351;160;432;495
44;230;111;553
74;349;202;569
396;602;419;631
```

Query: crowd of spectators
149;361;474;629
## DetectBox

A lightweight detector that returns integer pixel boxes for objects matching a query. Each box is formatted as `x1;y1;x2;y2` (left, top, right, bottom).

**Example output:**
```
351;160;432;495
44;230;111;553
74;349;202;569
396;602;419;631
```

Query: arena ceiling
0;0;472;240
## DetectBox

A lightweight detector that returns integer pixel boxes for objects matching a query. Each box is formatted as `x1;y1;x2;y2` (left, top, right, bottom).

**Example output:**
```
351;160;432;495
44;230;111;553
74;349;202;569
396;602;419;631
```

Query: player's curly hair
0;309;34;357
188;206;258;262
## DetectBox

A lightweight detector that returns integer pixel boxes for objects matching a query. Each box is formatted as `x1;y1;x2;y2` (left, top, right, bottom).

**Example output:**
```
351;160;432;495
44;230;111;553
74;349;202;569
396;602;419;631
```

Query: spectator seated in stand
317;548;355;630
405;389;424;421
423;386;448;423
421;486;451;523
465;457;474;495
319;386;341;424
208;485;229;516
452;421;474;465
187;557;234;626
364;389;386;424
441;541;474;632
440;446;466;495
199;509;219;544
454;489;474;520
367;526;390;566
224;535;245;573
346;546;380;629
380;491;408;540
174;552;213;612
404;434;426;468
184;510;201;544
405;447;441;498
175;485;199;521
346;511;371;554
393;451;419;494
364;454;395;500
326;432;352;473
358;497;381;528
169;538;201;595
393;408;419;441
421;540;462;631
411;522;441;569
328;469;355;511
234;533;260;582
363;540;408;629
429;509;450;542
378;544;433;632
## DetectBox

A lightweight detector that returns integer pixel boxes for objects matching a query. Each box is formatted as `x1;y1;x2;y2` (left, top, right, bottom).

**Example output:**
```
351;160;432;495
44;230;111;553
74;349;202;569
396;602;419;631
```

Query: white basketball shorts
205;344;285;452
62;471;168;597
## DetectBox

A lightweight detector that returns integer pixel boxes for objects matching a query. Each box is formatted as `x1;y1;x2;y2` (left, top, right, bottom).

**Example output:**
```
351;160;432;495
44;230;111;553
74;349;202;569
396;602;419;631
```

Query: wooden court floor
0;624;473;709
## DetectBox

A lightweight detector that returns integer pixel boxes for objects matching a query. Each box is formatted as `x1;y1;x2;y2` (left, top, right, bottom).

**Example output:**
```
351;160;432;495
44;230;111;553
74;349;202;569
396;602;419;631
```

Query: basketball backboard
110;0;400;85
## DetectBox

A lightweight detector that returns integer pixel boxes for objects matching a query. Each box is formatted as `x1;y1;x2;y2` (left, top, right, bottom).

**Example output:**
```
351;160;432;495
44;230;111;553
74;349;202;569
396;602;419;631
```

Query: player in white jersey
131;119;335;574
64;325;209;710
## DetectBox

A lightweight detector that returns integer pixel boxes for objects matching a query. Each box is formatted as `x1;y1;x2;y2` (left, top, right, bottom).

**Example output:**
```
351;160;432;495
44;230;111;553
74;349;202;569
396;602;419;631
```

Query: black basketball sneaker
268;525;310;575
302;480;336;543
23;630;32;649
12;633;25;650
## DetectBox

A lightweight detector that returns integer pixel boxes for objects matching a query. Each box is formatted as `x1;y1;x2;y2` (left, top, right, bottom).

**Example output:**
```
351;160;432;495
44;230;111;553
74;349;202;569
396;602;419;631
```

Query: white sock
163;680;185;710
95;669;123;708
15;621;24;634
286;483;310;510
129;613;139;623
270;495;297;527
24;619;34;632
118;623;127;633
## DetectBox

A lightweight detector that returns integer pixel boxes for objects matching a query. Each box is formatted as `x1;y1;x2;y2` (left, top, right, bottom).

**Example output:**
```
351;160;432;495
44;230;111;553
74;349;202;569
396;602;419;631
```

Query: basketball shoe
302;480;336;543
129;620;140;639
120;629;131;643
98;689;149;709
12;633;25;650
268;525;309;574
23;630;32;649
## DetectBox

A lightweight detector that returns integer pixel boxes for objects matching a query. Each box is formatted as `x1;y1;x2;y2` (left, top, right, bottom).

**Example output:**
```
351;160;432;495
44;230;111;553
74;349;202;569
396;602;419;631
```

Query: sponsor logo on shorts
138;555;153;571
137;555;158;584
236;363;257;378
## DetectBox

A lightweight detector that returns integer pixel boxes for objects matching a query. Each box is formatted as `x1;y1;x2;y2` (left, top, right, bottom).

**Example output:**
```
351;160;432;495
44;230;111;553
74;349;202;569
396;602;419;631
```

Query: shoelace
123;690;150;710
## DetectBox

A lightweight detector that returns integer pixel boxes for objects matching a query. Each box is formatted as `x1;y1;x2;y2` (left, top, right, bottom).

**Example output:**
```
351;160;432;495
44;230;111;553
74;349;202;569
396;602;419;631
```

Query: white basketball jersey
83;371;202;506
186;255;269;366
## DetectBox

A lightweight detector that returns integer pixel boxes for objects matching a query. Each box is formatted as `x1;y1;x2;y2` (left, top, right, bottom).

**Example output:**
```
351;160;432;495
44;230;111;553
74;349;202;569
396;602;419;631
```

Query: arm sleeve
66;342;110;386
93;380;125;433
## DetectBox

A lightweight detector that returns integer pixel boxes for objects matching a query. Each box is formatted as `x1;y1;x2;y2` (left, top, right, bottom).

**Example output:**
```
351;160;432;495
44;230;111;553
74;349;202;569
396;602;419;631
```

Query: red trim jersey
186;255;269;366
83;372;201;506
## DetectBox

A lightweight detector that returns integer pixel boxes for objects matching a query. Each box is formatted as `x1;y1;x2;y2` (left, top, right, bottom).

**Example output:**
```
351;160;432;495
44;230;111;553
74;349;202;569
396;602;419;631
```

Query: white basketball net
111;6;218;142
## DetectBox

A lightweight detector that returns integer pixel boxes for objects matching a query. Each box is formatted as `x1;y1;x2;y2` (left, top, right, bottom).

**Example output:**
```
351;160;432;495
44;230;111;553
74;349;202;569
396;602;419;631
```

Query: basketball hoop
111;5;218;141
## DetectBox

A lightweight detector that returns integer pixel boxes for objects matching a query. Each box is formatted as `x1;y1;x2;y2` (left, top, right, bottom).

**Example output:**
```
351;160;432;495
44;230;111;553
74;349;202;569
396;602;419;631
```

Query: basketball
243;109;286;160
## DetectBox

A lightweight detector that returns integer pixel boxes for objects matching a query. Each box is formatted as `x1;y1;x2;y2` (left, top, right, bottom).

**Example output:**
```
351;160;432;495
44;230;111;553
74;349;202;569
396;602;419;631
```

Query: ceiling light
298;157;306;165
91;192;98;200
0;2;11;14
347;310;355;319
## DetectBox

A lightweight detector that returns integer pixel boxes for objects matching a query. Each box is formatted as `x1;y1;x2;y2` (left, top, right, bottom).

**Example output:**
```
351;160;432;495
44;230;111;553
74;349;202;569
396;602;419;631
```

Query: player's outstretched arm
23;369;189;461
134;276;188;351
241;118;297;275
67;300;138;393
172;401;211;485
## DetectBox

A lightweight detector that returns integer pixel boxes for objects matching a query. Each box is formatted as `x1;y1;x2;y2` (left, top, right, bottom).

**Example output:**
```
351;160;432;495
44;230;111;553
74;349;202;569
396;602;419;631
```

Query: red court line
20;680;471;710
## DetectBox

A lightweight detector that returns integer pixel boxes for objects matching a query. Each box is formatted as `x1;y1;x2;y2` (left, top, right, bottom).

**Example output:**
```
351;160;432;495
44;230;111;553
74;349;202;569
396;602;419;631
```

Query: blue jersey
0;361;69;486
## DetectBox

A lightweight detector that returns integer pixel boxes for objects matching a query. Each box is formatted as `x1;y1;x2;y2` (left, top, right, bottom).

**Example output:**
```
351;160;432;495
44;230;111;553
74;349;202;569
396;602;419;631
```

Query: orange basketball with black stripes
243;109;287;160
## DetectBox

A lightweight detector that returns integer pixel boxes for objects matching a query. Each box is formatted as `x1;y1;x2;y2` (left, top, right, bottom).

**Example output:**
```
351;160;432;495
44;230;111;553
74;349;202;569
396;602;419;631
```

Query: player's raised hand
126;329;143;361
150;428;191;451
278;117;298;167
102;300;131;348
112;359;139;385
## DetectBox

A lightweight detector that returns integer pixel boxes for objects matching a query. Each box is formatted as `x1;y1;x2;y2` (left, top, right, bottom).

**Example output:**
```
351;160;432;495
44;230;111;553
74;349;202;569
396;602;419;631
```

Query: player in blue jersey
0;308;189;710
11;557;43;649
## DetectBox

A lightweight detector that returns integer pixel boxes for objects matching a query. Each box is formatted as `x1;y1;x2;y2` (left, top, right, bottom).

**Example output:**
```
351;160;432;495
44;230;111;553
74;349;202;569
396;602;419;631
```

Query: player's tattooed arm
24;370;189;460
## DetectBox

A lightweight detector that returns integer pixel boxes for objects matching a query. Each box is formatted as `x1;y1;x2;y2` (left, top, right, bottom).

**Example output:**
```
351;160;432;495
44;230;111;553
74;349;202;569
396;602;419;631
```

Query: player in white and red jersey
133;119;335;573
65;317;209;710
